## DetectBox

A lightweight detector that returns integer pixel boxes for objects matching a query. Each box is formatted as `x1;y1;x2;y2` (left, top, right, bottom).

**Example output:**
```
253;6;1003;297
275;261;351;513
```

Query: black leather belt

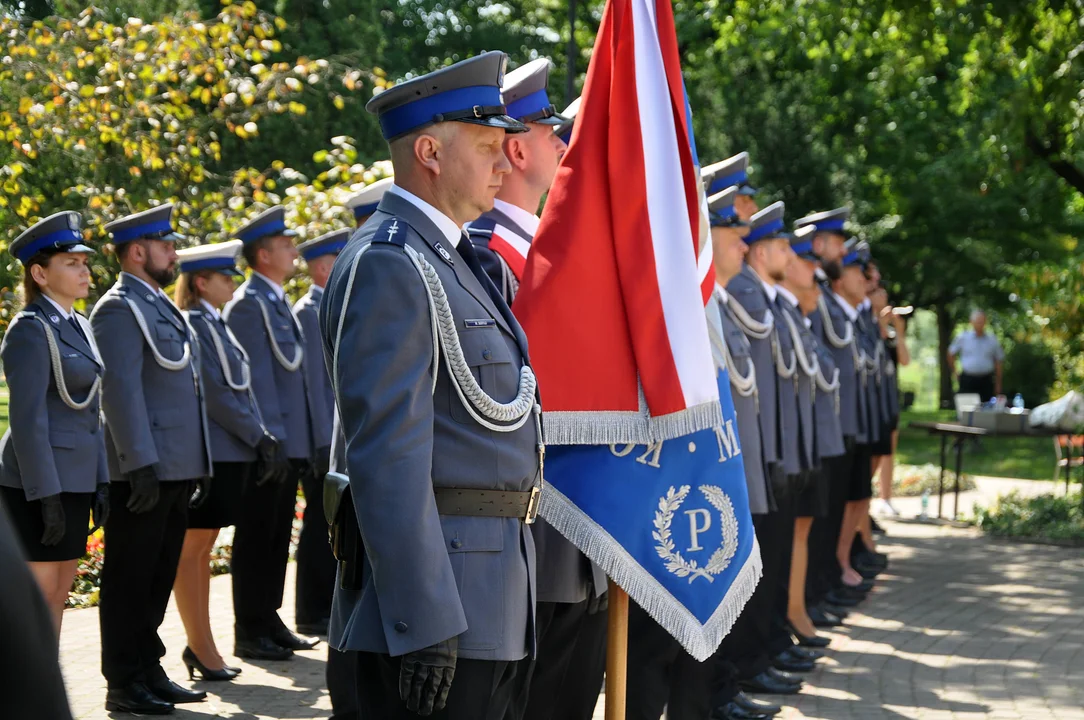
434;487;541;524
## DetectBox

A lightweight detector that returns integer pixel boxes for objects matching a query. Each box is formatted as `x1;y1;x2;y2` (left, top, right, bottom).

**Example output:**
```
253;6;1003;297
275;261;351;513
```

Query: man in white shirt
948;309;1004;401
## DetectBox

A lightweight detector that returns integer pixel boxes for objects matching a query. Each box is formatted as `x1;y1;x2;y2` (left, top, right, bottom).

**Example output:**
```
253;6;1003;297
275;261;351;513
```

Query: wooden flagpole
605;580;629;719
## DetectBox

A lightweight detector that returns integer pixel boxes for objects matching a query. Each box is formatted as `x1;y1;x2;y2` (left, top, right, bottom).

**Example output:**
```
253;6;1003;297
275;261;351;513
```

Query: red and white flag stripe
487;225;531;280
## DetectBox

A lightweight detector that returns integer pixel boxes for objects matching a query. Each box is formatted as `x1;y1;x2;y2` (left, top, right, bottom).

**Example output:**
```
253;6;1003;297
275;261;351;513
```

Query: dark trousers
709;655;741;709
958;373;996;403
354;651;519;720
328;647;359;720
767;485;797;658
296;464;337;626
512;599;595;720
100;481;190;686
549;604;607;720
232;459;306;641
716;510;789;680
807;445;854;605
626;601;712;720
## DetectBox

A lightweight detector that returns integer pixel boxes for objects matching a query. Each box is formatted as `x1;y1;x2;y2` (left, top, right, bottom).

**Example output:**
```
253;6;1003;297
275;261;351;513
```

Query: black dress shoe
784;646;823;662
822;602;850;618
145;675;207;704
271;627;320;651
711;700;771;719
767;666;802;684
824;590;860;607
235;637;294;660
740;670;801;695
772;652;815;673
808;606;842;627
854;563;882;580
105;682;175;715
734;691;781;716
785;621;830;648
296;618;330;636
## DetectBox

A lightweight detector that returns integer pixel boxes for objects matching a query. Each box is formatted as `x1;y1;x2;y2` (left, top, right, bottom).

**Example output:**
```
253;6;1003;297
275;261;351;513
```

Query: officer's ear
412;124;453;177
503;134;529;171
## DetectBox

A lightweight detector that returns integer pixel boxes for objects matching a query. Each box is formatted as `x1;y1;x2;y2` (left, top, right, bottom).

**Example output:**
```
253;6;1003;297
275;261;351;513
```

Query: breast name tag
464;319;496;328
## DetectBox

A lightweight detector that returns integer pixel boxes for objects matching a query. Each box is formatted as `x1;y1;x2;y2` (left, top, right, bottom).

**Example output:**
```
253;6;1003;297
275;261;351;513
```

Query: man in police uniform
92;204;213;714
320;51;542;719
225;205;319;660
293;229;349;636
701;152;759;221
467;57;606;720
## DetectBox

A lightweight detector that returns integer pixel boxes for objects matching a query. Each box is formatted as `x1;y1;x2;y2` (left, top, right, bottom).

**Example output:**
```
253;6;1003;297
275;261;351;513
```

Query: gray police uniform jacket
293;286;334;452
763;290;802;476
815;295;866;443
856;312;882;444
186;307;264;463
726;266;780;468
90;275;212;482
808;311;846;460
777;296;816;471
224;275;314;461
321;191;540;662
707;291;772;515
469;206;596;606
0;300;108;499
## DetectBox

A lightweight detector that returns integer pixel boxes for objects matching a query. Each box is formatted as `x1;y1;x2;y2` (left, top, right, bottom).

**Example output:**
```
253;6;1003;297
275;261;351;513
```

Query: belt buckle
524;486;541;525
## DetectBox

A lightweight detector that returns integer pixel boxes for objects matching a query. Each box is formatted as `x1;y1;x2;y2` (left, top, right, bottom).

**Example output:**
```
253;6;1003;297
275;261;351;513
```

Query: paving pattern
58;520;1084;719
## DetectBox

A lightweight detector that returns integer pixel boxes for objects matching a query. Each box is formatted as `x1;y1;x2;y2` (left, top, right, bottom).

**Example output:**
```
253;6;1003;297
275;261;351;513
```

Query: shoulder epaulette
371;217;407;248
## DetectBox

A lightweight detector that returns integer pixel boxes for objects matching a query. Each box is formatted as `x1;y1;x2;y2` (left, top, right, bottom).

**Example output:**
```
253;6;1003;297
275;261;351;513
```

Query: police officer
701;152;759;221
293;229;349;635
345;176;394;226
554;95;580;145
225;205;320;660
721;201;806;697
91;203;212;714
321;51;542;719
467;57;606;720
0;212;106;639
704;189;791;720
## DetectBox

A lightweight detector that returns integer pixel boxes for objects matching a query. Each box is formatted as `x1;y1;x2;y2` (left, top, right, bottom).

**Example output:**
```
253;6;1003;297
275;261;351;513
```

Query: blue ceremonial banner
540;368;760;661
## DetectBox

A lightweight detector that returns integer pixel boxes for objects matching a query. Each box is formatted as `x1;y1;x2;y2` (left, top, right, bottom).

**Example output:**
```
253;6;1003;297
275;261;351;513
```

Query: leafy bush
892;463;976;497
1001;340;1057;407
975;491;1084;544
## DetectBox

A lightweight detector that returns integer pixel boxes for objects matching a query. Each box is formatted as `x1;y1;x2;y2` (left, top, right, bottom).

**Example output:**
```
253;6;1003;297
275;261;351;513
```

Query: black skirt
794;468;829;519
0;486;93;562
848;443;875;501
870;420;896;457
187;461;252;529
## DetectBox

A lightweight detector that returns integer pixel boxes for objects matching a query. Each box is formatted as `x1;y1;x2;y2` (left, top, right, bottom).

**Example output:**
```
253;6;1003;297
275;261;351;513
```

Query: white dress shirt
199;299;222;321
41;293;73;320
252;271;286;301
493;198;541;238
832;292;859;322
387;184;463;248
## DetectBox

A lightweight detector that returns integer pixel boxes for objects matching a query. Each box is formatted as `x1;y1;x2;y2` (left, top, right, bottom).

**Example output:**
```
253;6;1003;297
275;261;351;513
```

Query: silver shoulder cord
198;313;251;392
17;312;101;411
727;295;774;340
496;253;520;303
332;242;539;435
255;295;303;372
781;310;819;378
708;309;759;415
817;296;866;383
92;289;192;371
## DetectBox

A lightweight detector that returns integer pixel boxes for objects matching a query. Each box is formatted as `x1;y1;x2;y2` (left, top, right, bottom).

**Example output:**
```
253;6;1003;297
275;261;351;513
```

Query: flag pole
605;580;629;719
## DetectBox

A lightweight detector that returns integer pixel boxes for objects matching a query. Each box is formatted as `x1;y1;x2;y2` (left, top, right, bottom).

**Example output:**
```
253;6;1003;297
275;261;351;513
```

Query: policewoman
91;203;213;715
224;205;319;660
171;240;289;681
293;229;348;635
0;211;106;640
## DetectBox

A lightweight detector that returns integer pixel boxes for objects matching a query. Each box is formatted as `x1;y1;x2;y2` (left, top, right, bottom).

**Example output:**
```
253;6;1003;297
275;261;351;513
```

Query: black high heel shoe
784;621;831;648
183;647;240;682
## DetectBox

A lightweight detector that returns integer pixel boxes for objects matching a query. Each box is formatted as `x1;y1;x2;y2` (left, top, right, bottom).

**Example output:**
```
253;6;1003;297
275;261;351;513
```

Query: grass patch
897;409;1057;481
975;492;1084;545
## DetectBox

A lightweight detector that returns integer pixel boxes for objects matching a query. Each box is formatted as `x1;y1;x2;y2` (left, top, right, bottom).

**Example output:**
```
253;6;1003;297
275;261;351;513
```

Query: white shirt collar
41;293;72;320
252;271;285;301
493;198;541;238
123;271;166;299
833;292;859;321
714;283;729;303
387;184;462;248
747;265;778;302
199;299;221;320
776;285;799;308
860;297;872;311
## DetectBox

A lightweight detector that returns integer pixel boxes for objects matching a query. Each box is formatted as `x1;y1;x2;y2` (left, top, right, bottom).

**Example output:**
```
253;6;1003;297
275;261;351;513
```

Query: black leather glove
89;485;110;534
255;433;290;486
399;636;457;716
586;586;609;615
314;445;331;481
125;464;160;514
189;476;212;509
40;495;66;546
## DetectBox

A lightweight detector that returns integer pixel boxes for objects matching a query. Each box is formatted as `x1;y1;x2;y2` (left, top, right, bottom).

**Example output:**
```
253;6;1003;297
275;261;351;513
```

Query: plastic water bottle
920;489;930;520
1013;393;1025;410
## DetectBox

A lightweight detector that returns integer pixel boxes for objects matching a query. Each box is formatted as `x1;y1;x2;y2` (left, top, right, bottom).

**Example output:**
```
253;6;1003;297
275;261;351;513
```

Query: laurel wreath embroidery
653;484;739;584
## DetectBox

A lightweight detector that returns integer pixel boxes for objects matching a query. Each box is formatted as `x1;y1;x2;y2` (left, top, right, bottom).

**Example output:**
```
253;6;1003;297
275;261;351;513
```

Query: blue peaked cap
11;211;94;263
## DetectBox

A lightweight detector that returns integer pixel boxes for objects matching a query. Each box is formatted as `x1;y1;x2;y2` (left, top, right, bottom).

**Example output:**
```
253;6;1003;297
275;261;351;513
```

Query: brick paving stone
56;519;1084;719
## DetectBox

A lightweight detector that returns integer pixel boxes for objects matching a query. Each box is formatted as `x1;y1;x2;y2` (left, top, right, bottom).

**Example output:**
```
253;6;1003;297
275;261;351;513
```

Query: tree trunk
936;304;954;410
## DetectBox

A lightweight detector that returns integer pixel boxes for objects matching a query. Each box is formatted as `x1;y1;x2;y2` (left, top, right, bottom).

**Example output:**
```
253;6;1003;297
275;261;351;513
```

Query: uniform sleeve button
450;539;463;549
394;621;408;633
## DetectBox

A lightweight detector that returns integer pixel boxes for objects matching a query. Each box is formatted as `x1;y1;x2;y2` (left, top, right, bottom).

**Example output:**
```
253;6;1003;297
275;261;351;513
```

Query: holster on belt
323;471;362;591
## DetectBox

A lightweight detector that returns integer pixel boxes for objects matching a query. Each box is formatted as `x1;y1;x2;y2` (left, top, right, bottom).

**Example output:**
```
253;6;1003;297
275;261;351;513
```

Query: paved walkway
59;520;1084;719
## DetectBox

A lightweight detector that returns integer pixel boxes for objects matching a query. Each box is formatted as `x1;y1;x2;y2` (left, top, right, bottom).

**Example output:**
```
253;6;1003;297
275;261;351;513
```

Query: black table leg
938;433;947;520
953;437;965;520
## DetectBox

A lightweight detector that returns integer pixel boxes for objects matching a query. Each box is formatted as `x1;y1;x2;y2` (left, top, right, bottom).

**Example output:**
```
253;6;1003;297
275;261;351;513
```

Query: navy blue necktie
68;314;87;343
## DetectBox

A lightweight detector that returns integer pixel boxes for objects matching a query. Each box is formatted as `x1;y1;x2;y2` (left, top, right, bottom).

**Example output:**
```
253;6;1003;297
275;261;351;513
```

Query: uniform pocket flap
457;327;512;368
48;428;77;449
155;320;181;341
440;515;504;553
150;407;187;429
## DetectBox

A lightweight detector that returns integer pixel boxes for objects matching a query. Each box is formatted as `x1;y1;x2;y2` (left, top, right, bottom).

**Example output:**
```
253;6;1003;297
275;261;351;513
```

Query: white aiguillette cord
17;311;101;410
